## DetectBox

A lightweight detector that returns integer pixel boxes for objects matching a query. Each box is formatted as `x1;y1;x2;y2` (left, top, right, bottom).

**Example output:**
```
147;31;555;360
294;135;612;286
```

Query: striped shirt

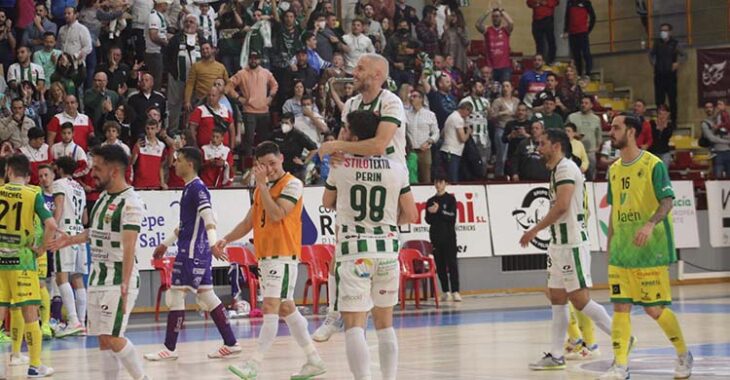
326;155;410;260
549;157;589;246
88;188;145;288
460;96;490;139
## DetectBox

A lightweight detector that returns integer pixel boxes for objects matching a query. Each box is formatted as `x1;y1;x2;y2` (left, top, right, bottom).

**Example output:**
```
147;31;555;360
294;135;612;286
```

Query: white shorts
547;244;593;293
87;285;139;337
55;244;88;274
259;259;298;300
335;257;400;313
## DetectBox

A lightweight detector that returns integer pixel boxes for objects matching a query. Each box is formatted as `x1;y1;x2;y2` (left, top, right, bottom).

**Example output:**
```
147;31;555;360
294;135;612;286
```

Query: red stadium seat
402;240;435;299
227;246;260;309
398;248;439;311
301;245;329;314
151;257;175;322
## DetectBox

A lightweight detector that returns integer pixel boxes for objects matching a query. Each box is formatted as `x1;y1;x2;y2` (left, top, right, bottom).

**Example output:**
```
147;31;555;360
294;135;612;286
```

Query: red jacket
527;0;559;20
564;0;596;35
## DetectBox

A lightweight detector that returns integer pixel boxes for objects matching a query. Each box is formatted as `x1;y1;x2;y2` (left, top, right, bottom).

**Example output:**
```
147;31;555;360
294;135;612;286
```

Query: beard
93;175;109;192
611;135;627;150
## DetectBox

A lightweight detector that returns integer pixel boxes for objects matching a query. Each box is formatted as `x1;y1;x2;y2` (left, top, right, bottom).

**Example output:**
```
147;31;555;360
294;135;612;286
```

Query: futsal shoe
674;351;693;379
452;292;463;302
228;360;259;379
9;353;29;366
208;343;243;359
564;338;583;354
27;365;54;378
311;312;343;342
440;292;453;302
565;343;601;360
290;359;327;379
54;322;84;338
528;353;566;370
41;324;53;340
0;329;11;344
598;364;629;379
144;347;179;361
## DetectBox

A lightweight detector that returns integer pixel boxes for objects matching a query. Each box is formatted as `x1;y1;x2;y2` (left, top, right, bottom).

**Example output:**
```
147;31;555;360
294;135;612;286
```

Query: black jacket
425;192;457;240
512;137;550;181
650;37;681;75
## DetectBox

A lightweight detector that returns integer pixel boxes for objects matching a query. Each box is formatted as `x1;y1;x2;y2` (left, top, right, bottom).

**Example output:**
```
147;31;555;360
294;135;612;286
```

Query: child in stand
131;119;167;189
50;122;89;179
200;127;233;188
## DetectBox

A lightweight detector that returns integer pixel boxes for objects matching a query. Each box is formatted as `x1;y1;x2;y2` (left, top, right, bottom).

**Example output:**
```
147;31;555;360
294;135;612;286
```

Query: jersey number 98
350;185;386;222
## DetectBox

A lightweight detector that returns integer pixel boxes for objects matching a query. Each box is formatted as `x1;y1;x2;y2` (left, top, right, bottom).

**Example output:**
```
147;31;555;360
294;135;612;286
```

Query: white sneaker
311;312;343;342
208;343;243;359
228;360;259;380
440;292;453;302
674;351;693;379
144;347;179;361
598;363;629;379
565;343;601;360
54;322;84;338
9;353;29;366
27;365;55;378
528;353;566;370
452;292;462;302
290;359;327;380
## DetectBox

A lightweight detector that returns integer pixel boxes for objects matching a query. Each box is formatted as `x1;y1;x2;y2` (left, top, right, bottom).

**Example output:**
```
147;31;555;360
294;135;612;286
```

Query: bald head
354;54;389;92
93;72;108;90
361;53;389;81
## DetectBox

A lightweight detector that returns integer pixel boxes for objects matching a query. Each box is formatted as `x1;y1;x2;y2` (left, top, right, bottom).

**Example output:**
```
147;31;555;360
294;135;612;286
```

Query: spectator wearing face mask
271;112;318;181
650;22;683;125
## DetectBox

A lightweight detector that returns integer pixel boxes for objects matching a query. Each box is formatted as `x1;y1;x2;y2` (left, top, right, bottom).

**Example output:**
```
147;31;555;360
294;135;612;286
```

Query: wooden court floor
3;283;729;379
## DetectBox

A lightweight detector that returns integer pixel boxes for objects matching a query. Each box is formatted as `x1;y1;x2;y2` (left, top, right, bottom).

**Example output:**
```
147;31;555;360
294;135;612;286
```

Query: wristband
162;230;178;247
207;229;218;248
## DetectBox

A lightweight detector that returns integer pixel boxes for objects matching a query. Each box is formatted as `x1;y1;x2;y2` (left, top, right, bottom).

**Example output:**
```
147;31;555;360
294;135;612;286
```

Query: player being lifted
323;110;417;380
0;154;58;378
144;147;241;361
313;53;407;342
600;115;692;380
52;156;89;338
215;141;326;380
50;145;150;380
518;129;615;371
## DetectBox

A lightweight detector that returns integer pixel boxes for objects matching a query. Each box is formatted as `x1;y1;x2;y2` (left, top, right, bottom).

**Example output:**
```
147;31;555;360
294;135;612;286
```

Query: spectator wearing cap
511;119;550;182
440;102;474;183
145;0;171;91
532;94;563;130
341;18;375;75
532;72;566;117
167;15;205;132
288;49;320;94
296;31;332;75
226;50;278;159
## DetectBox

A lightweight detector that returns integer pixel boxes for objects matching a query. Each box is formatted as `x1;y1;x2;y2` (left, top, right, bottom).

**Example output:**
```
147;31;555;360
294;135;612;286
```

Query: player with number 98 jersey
325;154;410;312
52;176;87;274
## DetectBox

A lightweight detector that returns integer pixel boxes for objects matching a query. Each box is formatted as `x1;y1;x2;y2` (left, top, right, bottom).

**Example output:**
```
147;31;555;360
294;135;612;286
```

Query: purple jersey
177;178;212;260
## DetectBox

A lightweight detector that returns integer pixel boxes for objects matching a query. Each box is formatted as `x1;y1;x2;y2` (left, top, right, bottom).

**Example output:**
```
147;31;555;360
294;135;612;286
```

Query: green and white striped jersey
88;187;144;288
52;177;86;233
549;157;590;247
459;96;490;139
341;89;407;165
326;155;410;260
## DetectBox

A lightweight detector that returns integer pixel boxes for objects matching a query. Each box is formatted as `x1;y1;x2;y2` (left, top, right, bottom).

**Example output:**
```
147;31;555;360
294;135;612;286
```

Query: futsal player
599;114;692;380
323;110;417;380
50;145;150;380
0;154;58;377
518;129;615;371
313;53;407;342
215;141;326;380
144;147;241;361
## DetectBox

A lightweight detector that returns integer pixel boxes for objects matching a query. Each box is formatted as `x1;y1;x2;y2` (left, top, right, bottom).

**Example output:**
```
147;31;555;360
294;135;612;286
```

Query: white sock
284;310;321;362
58;282;79;325
253;314;279;363
580;300;613;336
551;304;569;358
345;327;371;380
112;339;145;380
327;275;337;314
75;287;87;326
101;349;121;380
376;327;398;380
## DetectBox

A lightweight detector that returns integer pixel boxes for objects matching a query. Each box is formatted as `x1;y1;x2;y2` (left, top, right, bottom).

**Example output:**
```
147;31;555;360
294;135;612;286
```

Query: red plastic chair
398;248;439;311
227;246;260;308
402;240;435;299
312;244;334;263
301;245;329;314
151;257;175;322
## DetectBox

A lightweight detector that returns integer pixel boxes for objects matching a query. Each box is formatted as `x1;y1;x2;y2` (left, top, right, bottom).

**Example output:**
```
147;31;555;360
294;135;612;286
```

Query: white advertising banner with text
706;181;730;247
137;189;251;270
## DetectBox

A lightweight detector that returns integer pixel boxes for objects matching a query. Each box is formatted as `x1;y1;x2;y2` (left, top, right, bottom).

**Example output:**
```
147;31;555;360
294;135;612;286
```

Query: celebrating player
144;147;241;361
518;129;615;371
0;154;58;378
50;145;150;380
216;141;326;380
323;110;417;380
51;156;89;338
313;53;407;342
600;115;692;380
37;164;56;340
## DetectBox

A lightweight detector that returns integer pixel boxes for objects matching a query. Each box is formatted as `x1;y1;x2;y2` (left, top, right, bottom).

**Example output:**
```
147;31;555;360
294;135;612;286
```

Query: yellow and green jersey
607;151;676;268
0;183;53;271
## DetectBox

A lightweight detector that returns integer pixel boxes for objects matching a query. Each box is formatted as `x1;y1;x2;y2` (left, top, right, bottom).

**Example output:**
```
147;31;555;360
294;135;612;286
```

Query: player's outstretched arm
215;208;253;256
398;189;418;225
319;121;397;158
519;183;575;247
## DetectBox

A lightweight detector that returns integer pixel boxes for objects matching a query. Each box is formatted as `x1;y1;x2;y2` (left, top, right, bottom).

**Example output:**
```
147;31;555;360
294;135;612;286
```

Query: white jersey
88;187;145;288
52;177;86;233
341;89;406;165
459;96;490;141
326;155;410;260
549;157;589;247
